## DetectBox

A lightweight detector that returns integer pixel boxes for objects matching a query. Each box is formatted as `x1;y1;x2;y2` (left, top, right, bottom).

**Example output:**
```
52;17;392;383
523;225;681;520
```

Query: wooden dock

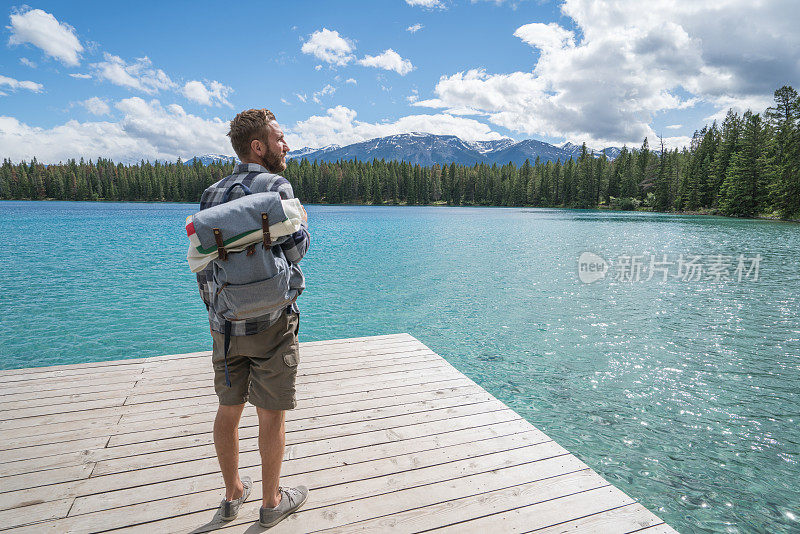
0;333;677;533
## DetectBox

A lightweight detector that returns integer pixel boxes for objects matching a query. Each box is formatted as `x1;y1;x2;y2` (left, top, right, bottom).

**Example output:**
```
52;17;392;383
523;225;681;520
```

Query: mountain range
191;133;622;167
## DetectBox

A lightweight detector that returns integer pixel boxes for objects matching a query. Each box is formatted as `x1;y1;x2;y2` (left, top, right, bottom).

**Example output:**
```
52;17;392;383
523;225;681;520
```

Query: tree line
2;85;798;220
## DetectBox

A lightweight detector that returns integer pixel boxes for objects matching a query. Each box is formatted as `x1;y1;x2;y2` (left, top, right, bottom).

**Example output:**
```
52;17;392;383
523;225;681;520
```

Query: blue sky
1;0;797;163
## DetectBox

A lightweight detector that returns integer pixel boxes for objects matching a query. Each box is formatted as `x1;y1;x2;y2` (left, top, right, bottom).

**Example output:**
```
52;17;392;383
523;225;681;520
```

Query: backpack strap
222;182;252;202
213;228;228;261
223;320;232;387
261;213;272;248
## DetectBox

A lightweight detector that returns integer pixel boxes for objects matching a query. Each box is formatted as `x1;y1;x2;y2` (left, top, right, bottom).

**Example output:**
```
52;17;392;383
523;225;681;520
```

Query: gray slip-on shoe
219;476;252;521
259;485;309;528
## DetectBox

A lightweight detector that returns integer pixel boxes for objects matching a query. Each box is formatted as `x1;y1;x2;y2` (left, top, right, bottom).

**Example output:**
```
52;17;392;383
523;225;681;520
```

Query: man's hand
300;205;308;222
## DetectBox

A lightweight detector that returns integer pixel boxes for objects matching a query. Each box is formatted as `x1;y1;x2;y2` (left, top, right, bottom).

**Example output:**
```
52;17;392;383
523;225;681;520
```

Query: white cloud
81;97;110;115
359;49;414;75
0;74;43;93
513;22;574;51
702;94;773;124
281;98;290;105
407;23;424;33
8;8;83;66
345;78;357;85
405;0;446;8
415;0;800;147
665;124;682;130
91;53;176;94
19;57;36;68
0;97;230;163
312;84;336;104
286;105;504;148
296;93;307;103
69;73;92;79
301;28;355;66
182;80;233;107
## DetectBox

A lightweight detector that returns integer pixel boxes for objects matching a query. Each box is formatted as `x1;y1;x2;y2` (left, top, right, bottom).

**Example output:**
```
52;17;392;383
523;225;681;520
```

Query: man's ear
250;138;262;156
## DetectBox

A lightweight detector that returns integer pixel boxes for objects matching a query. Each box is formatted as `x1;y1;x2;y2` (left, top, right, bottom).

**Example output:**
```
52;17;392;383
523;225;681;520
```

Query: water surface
1;201;798;533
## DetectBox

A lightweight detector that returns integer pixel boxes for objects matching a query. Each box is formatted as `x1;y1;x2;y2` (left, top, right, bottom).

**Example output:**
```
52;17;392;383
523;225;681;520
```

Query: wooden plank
89;400;510;477
20;441;577;533
0;373;469;442
122;359;450;406
430;486;635;533
532;503;666;533
0;497;73;530
72;429;556;517
0;416;533;513
0;365;464;432
90;392;499;464
0;350;440;413
0;404;518;484
0;463;94;494
0;378;473;449
0;437;109;464
110;457;593;534
108;384;483;447
0;386;492;478
0;334;414;380
0;337;423;393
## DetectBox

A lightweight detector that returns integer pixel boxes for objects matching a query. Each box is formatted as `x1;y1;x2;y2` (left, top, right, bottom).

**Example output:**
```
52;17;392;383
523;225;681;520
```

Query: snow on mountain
284;133;621;167
186;154;238;165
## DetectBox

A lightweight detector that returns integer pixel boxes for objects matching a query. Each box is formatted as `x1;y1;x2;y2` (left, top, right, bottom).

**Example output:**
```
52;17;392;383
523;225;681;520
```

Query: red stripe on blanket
186;221;195;237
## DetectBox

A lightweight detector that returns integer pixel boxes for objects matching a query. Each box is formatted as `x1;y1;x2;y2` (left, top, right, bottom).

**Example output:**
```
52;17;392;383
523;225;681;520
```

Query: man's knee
215;403;245;429
256;407;285;427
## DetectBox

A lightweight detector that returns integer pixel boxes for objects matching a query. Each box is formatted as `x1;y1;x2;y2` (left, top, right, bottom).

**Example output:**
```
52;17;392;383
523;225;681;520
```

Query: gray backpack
193;180;299;385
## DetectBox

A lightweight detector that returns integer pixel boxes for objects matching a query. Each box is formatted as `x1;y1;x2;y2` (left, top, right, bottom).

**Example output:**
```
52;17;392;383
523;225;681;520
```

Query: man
196;108;310;528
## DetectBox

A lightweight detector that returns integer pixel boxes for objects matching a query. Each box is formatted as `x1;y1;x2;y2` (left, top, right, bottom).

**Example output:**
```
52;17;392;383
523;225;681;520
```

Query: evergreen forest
2;86;798;220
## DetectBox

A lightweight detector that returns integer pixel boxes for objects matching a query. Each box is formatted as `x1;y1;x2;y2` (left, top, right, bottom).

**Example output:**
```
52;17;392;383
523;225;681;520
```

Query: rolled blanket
186;192;305;273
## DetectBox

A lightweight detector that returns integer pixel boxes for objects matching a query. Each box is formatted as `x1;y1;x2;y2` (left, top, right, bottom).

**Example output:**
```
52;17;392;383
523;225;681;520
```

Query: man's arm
280;221;310;264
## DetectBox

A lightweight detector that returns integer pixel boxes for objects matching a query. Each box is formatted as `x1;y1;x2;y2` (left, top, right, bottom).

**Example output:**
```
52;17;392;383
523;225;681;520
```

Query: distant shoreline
4;198;798;223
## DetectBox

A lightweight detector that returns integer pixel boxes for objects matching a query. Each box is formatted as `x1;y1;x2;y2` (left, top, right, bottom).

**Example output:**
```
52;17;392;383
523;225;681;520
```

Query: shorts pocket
283;350;299;367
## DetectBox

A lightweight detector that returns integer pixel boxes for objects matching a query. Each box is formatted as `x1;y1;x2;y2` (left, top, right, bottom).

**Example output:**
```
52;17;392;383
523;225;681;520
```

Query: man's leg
214;403;246;501
257;407;286;508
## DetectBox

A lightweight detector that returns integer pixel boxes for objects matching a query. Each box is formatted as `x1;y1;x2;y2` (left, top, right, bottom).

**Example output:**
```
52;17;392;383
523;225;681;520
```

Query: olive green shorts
211;311;300;411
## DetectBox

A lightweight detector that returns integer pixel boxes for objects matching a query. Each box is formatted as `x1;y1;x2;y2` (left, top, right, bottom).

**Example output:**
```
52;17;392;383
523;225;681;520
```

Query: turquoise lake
1;200;798;533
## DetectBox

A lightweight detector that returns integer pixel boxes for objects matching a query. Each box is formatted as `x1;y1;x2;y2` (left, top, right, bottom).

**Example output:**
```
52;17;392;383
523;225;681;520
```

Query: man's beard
261;147;286;174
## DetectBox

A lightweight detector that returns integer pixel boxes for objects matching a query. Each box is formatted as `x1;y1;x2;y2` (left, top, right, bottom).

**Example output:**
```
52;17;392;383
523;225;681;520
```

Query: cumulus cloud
182;80;233;107
415;0;800;148
91;53;176;94
345;78;357;85
286;105;504;148
69;73;92;79
19;57;36;68
407;23;424;33
405;0;446;8
8;8;83;66
301;28;355;66
0;74;43;93
359;49;414;75
81;97;110;116
0;98;230;163
665;124;682;130
312;84;336;104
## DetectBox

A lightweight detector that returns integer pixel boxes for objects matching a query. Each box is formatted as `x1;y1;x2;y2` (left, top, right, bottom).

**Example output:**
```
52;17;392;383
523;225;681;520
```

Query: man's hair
228;109;276;159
